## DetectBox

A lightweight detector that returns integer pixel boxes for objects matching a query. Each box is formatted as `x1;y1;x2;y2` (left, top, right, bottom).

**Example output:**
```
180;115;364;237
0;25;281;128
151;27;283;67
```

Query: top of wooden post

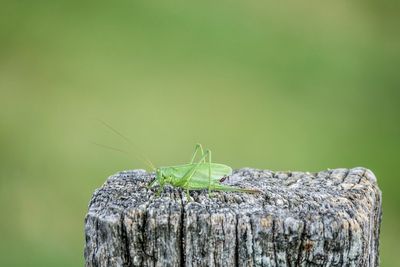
84;167;382;267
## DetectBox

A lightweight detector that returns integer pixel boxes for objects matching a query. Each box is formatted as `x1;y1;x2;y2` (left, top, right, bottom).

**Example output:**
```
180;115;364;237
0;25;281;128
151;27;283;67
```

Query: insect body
148;144;259;198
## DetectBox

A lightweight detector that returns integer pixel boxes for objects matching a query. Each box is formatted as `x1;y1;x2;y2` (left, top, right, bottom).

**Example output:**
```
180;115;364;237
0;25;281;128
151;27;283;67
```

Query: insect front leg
147;178;158;188
156;182;164;196
150;170;164;196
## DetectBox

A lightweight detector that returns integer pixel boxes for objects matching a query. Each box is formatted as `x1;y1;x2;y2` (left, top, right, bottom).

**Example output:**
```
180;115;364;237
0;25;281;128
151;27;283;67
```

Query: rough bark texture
84;167;382;267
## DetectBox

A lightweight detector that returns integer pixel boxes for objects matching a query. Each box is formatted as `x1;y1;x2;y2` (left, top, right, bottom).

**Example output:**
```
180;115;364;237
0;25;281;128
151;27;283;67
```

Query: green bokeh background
1;1;399;266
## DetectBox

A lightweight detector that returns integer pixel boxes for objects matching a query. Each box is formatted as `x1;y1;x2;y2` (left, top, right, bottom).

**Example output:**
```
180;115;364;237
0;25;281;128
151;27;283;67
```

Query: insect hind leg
190;143;205;164
207;149;212;197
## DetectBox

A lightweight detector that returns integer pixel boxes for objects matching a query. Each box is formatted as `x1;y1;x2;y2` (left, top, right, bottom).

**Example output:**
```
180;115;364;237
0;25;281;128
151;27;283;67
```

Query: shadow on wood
84;167;382;267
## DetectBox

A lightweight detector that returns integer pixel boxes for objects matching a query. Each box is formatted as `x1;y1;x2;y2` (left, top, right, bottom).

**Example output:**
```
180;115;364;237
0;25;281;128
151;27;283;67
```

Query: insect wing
161;163;232;182
189;163;232;184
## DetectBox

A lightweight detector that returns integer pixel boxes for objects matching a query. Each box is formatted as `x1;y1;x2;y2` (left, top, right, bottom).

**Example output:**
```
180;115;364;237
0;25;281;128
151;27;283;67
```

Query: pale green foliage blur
0;1;399;266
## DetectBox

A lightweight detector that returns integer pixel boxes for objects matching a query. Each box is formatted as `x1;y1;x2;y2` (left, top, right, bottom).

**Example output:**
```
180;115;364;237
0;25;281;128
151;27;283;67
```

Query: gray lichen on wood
84;167;382;267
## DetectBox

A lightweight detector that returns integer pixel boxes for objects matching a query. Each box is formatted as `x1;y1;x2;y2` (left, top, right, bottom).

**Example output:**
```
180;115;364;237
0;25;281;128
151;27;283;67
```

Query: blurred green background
1;0;399;266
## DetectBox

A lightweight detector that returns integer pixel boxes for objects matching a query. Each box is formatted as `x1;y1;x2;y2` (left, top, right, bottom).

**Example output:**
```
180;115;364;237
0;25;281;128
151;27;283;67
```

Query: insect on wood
148;144;260;199
96;120;260;199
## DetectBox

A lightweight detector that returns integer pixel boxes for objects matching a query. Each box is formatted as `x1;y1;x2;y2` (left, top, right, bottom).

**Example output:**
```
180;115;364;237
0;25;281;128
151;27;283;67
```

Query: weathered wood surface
84;167;382;267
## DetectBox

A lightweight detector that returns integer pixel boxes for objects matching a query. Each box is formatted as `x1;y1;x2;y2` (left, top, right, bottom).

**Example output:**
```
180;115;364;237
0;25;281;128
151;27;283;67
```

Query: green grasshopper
148;144;260;199
96;121;259;199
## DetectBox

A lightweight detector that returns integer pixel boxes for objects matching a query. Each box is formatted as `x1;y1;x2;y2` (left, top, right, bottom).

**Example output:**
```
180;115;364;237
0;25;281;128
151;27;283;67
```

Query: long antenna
91;142;130;154
96;119;156;171
92;141;155;170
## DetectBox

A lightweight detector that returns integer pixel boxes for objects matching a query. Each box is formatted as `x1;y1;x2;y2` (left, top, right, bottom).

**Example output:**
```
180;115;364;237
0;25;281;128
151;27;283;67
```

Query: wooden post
84;167;382;267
